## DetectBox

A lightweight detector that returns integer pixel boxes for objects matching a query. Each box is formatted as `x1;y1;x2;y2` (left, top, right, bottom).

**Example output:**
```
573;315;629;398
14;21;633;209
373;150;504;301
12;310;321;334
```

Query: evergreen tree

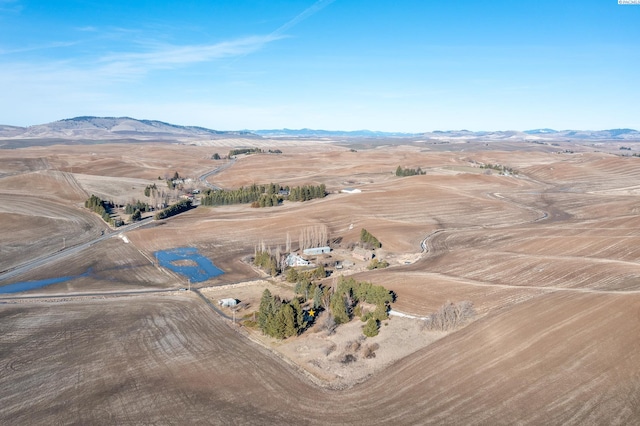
363;318;379;337
330;293;350;324
258;289;274;331
313;286;323;309
292;298;306;332
281;304;297;338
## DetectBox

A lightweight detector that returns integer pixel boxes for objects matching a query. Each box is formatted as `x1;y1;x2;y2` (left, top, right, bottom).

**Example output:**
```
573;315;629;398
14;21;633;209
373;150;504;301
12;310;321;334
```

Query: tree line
201;183;326;208
124;200;151;214
228;148;263;157
287;184;326;202
154;199;193;220
201;183;276;207
395;165;426;177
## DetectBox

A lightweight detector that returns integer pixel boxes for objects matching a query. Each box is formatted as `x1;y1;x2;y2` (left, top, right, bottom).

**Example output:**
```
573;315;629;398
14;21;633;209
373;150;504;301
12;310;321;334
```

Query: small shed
303;246;331;256
341;188;361;194
218;298;237;307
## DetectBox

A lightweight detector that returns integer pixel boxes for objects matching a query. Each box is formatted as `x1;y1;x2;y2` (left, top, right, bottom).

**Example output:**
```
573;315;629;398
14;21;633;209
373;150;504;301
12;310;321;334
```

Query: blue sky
1;0;639;131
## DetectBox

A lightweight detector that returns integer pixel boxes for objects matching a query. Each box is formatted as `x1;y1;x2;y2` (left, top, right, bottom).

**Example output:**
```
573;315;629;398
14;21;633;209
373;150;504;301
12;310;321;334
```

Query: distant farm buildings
303;246;331;256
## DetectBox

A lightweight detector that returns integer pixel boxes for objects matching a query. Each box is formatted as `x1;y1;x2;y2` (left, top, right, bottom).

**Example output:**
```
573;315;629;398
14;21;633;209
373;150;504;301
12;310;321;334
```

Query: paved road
0;287;177;300
0;217;154;283
198;158;236;190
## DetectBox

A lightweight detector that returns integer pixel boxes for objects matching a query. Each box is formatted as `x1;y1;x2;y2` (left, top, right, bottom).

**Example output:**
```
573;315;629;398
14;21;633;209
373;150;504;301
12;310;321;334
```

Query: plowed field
2;139;640;424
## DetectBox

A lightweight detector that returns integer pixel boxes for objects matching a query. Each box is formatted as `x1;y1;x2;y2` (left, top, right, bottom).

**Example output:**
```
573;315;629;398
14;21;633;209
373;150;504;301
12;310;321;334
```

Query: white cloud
98;35;284;72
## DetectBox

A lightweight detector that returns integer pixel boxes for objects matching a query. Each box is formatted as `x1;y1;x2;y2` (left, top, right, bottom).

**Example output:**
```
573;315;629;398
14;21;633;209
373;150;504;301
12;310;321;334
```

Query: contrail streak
270;0;337;38
227;0;336;64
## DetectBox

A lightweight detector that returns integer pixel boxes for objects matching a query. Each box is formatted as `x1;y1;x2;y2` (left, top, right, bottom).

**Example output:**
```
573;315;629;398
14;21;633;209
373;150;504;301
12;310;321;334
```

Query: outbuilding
341;188;361;194
218;298;238;307
303;246;331;256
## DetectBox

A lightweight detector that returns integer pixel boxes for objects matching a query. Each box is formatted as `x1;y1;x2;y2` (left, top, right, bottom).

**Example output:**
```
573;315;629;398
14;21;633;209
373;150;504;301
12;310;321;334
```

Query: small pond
154;247;224;283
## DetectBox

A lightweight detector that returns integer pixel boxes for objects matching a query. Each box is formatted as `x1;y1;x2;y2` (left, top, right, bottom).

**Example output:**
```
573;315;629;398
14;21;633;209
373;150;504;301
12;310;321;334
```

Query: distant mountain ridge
0;116;639;142
0;116;254;141
252;128;417;138
255;127;640;141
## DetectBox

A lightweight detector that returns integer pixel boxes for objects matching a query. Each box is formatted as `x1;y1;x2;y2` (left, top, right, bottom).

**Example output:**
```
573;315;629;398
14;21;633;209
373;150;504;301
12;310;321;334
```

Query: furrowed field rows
444;227;640;263
427;248;640;291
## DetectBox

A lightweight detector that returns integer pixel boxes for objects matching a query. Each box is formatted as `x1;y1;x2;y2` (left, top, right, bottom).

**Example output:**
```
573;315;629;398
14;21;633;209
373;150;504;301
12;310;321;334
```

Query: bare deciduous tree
298;225;329;249
423;301;475;332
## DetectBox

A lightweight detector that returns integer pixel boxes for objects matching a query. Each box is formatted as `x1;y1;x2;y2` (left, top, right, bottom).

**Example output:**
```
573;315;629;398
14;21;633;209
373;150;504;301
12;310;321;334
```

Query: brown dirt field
1;291;639;424
3;140;640;423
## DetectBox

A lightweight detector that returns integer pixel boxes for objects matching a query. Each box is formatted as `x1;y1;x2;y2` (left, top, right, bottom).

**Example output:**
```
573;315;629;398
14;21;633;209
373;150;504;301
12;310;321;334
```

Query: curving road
197;158;236;190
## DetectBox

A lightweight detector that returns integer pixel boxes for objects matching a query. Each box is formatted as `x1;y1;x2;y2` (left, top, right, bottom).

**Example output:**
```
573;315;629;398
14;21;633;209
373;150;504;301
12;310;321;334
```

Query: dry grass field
2;138;640;424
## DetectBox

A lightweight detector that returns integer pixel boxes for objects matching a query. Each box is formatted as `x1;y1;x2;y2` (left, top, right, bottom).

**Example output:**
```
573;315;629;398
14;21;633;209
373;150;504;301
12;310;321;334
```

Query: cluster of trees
166;171;184;190
254;250;280;276
395;166;426;177
229;148;262;157
330;277;393;322
479;163;518;176
259;265;393;339
212;153;222;160
286;265;326;284
258;289;308;339
144;184;157;197
251;194;281;208
293;279;325;309
125;200;150;222
124;201;150;214
360;228;381;249
367;258;389;270
85;195;123;227
287;184;326;202
154;199;192;220
423;301;475;331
